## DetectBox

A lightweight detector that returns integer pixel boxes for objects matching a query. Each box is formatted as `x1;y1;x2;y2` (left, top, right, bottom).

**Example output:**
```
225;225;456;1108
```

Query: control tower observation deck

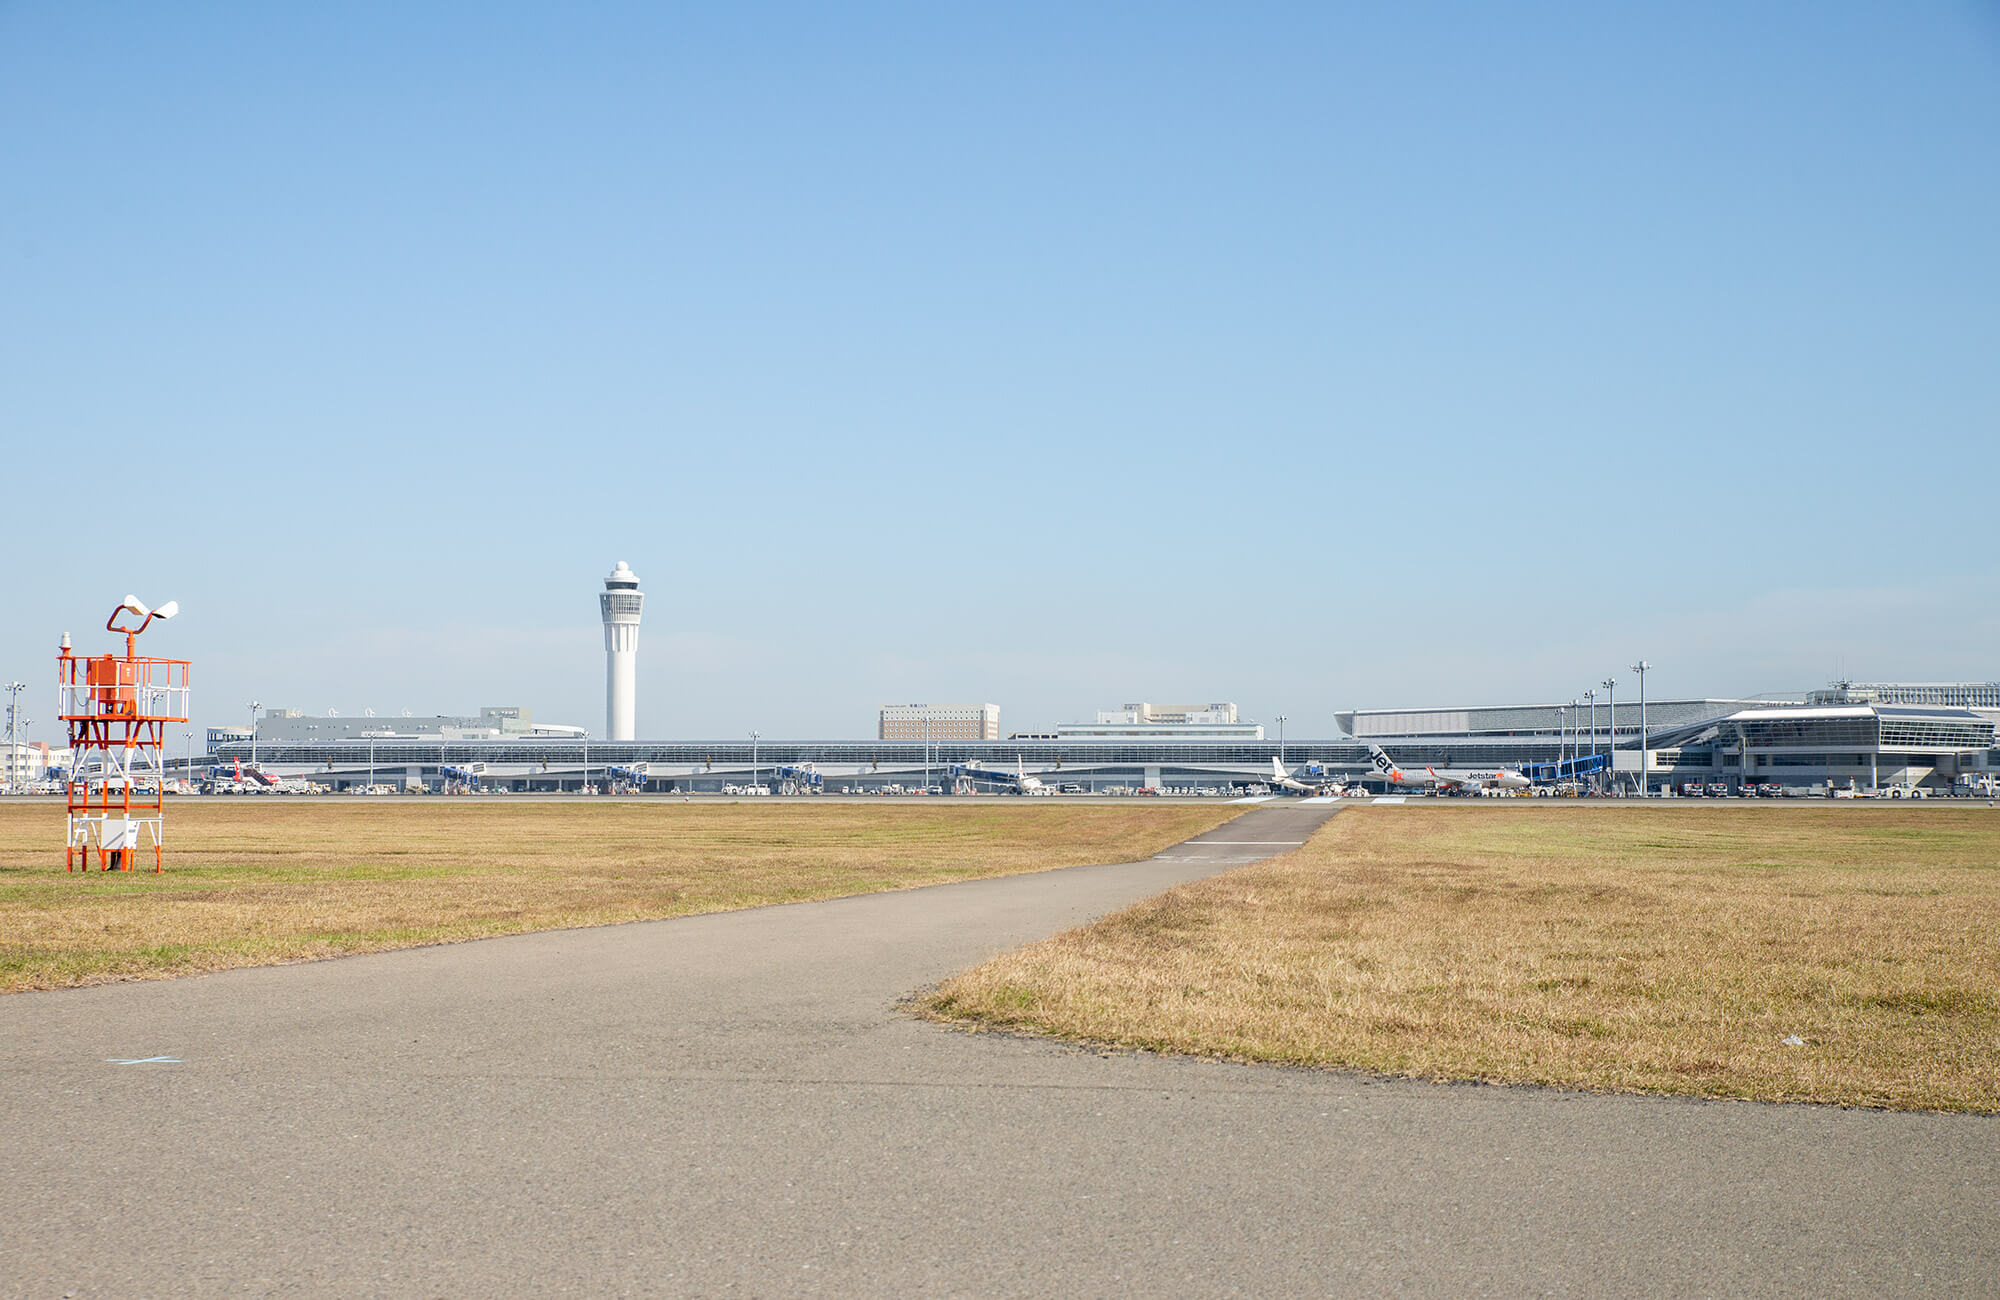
600;561;644;741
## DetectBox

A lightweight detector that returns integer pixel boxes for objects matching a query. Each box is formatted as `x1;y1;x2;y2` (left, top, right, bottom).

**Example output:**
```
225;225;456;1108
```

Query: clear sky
4;1;1997;742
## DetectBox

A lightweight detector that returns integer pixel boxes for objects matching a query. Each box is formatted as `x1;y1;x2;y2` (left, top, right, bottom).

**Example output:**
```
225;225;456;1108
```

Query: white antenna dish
328;708;340;718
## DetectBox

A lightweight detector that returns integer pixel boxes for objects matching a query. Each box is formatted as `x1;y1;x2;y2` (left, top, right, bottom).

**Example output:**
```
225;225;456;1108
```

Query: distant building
1335;699;1777;746
244;707;581;747
1807;681;2000;709
1643;703;1995;794
879;703;1000;742
1054;702;1264;740
2;739;67;785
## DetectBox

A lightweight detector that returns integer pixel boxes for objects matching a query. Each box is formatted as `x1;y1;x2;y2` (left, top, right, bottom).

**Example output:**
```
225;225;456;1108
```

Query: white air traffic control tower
600;561;644;741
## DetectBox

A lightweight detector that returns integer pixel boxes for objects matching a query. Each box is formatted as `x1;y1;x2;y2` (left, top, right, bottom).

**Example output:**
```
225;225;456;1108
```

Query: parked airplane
1368;745;1532;793
1269;757;1348;796
953;756;1047;795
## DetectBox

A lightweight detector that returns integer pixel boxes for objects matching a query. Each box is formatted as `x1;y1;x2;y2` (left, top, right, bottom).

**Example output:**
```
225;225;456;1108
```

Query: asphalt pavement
3;803;1994;1297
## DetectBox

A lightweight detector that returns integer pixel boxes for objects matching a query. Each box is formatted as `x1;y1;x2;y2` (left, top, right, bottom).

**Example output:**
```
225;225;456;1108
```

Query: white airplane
1368;745;1531;793
1268;757;1347;796
955;756;1047;795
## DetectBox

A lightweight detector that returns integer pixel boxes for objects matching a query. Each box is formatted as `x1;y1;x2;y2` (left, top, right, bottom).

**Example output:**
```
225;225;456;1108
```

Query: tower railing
58;647;190;872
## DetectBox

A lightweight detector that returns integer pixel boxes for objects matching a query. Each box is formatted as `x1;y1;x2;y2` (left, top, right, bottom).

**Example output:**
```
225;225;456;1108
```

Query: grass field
0;799;1234;992
921;804;2000;1112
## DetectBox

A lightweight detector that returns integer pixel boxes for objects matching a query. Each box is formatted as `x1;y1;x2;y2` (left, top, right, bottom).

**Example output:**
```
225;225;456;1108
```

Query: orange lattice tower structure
57;595;187;872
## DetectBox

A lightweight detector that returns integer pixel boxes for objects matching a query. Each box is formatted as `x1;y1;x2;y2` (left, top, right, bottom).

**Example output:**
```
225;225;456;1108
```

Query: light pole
1602;677;1617;793
369;736;376;792
1630;660;1651;795
1583;690;1596;769
1558;703;1567;771
184;730;194;790
1276;714;1288;769
582;734;590;792
4;681;25;791
923;716;930;793
247;700;261;771
750;730;760;791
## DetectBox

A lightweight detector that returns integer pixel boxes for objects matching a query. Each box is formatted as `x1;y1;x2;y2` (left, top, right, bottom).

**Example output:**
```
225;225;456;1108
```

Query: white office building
879;704;1001;742
2;740;68;785
1055;702;1264;740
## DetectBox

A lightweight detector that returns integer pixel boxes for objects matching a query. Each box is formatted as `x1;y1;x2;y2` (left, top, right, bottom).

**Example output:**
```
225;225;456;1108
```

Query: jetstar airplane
1368;744;1531;793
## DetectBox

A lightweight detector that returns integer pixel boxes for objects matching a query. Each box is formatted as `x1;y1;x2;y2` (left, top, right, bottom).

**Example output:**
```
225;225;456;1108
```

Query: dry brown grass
921;804;2000;1112
0;799;1232;992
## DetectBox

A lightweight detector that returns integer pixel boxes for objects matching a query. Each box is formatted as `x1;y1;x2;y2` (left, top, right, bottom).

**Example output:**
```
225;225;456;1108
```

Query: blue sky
3;1;1997;741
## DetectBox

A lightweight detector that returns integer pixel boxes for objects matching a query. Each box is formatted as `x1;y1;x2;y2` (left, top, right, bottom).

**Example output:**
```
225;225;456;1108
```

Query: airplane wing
1424;767;1466;788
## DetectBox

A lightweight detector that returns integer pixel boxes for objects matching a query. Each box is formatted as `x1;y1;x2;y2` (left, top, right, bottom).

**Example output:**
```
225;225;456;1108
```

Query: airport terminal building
1642;703;1995;794
202;684;1997;795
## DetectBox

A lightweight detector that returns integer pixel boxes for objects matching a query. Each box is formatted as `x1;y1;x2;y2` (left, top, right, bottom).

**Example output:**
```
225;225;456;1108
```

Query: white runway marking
1370;796;1408;805
1297;796;1338;804
107;1056;181;1065
1228;796;1276;804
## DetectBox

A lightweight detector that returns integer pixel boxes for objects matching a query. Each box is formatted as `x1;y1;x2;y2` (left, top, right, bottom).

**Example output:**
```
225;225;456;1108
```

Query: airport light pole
247;700;260;771
1276;714;1288;768
750;730;761;790
1602;677;1617;793
1630;660;1651;796
1557;704;1566;771
4;681;24;791
923;716;930;793
1583;690;1596;767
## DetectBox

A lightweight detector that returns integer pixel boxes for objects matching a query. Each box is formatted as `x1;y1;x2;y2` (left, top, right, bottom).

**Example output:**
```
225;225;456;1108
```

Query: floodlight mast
1630;661;1651;795
1602;678;1617;793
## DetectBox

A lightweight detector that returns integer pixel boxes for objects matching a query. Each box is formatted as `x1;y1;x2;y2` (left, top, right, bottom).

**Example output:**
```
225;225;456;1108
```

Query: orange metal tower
57;596;187;872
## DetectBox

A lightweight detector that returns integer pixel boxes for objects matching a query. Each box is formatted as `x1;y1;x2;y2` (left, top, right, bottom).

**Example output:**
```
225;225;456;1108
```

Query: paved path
3;805;1994;1297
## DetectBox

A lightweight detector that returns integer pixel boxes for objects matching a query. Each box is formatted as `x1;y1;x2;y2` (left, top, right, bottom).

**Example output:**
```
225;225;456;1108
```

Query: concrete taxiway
3;804;1993;1296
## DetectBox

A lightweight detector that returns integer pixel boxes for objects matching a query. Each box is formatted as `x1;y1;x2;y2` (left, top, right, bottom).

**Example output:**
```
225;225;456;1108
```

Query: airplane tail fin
1272;756;1288;780
1368;744;1397;776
